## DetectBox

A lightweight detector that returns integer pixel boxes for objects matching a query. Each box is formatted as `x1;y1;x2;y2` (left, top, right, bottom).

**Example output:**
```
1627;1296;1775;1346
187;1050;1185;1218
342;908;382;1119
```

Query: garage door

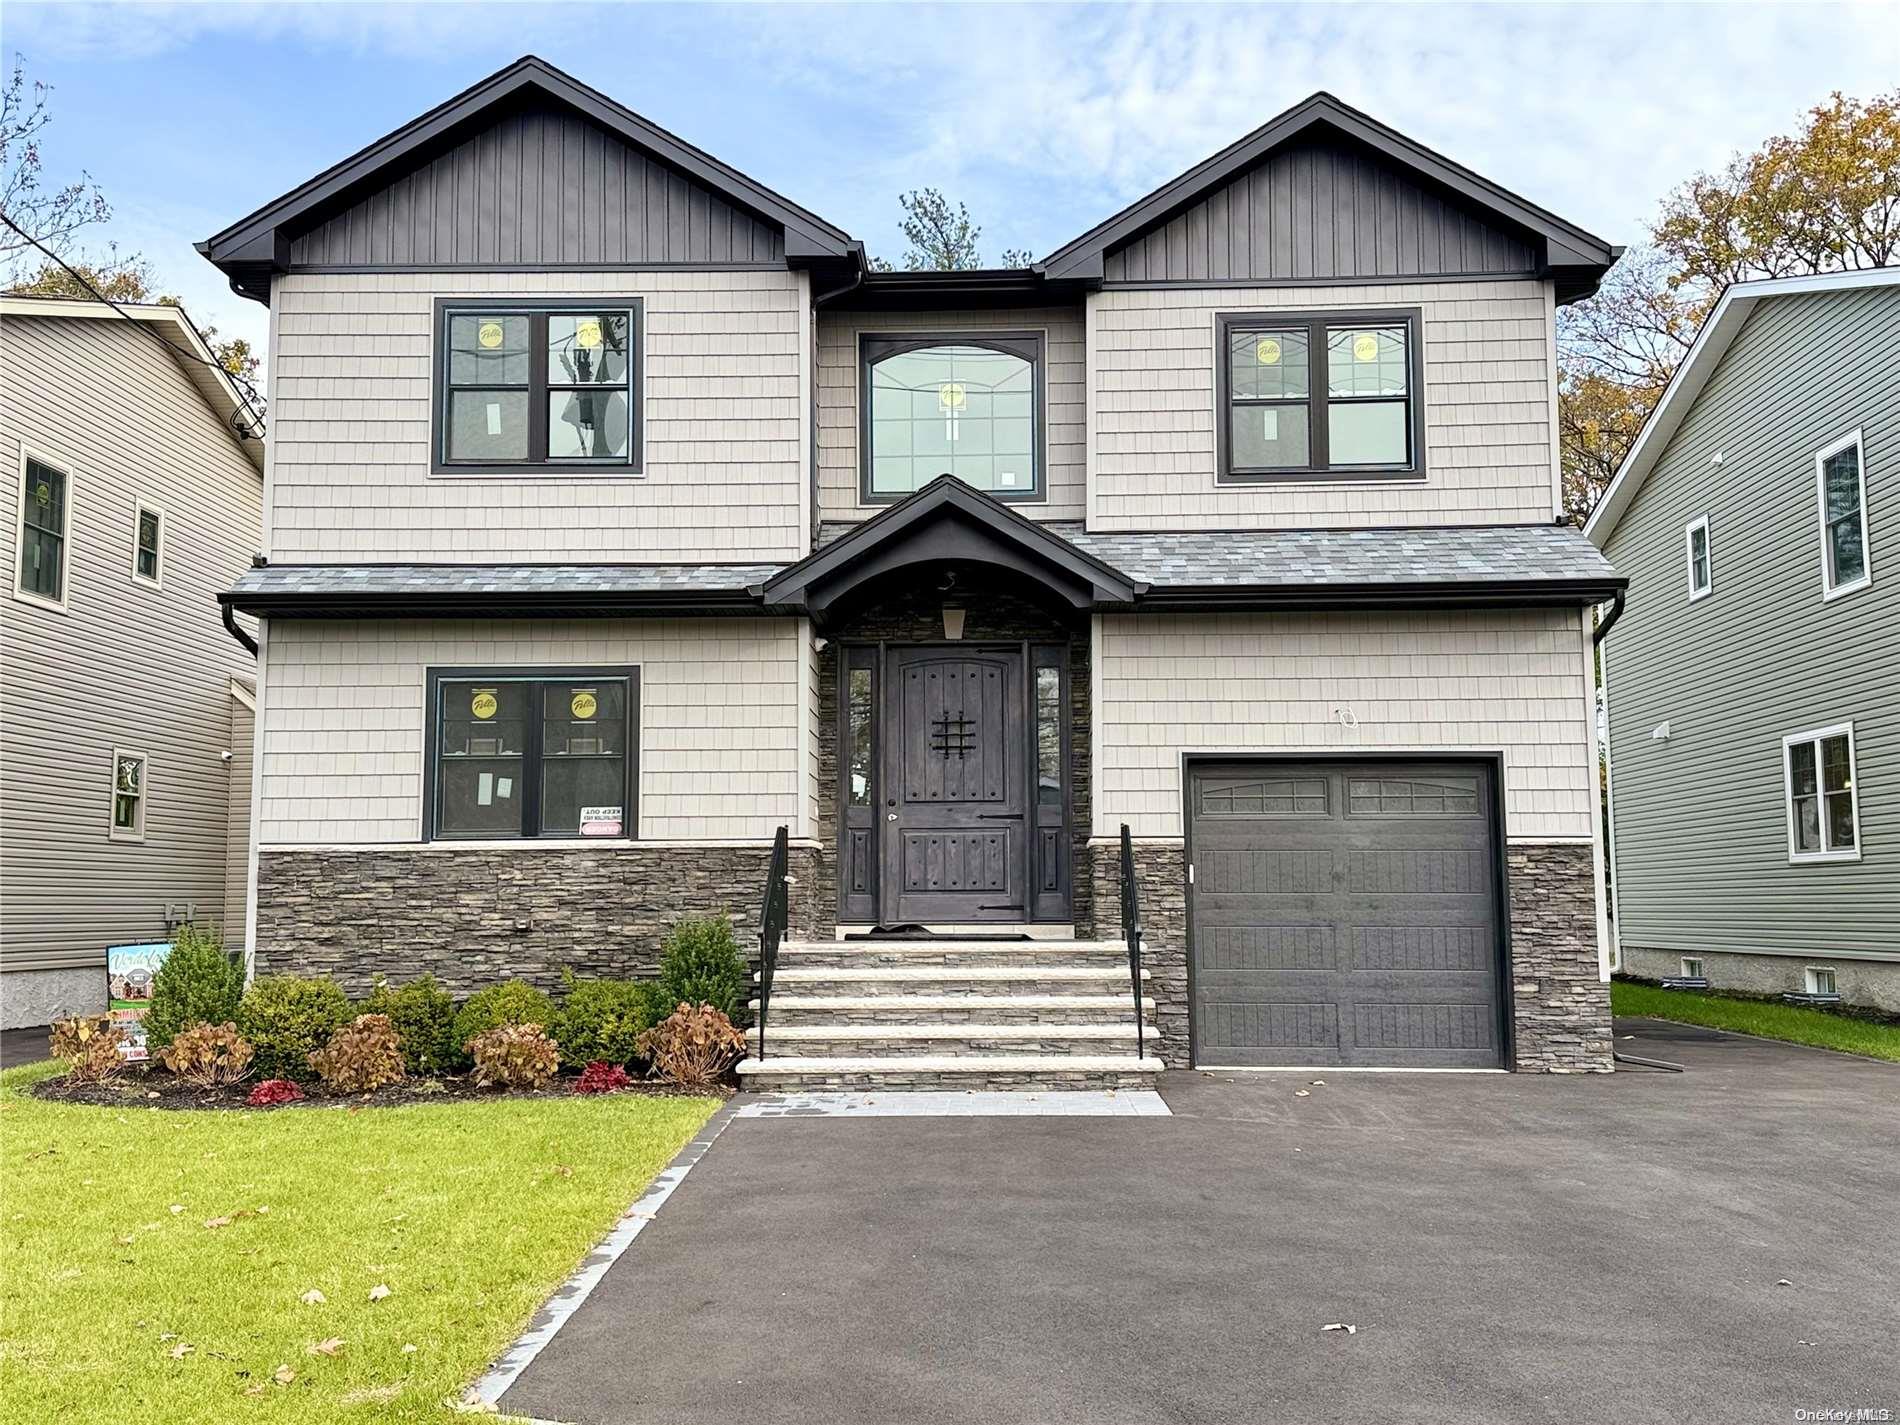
1188;760;1504;1068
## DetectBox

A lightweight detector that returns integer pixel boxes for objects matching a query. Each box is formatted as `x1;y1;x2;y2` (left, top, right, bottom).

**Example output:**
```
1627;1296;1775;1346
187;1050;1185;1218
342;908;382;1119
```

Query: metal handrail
754;825;791;1061
1119;823;1144;1061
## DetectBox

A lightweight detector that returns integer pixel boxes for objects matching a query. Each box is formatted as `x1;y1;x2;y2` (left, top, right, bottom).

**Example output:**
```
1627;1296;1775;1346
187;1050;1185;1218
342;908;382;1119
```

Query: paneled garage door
1187;760;1504;1068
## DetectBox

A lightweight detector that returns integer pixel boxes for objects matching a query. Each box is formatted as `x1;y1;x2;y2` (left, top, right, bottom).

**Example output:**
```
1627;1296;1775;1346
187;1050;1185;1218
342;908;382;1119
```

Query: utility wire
0;212;267;443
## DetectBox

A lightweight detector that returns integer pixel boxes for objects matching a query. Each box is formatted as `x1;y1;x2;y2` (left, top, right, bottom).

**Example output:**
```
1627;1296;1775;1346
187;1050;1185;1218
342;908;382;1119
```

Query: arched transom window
861;334;1042;501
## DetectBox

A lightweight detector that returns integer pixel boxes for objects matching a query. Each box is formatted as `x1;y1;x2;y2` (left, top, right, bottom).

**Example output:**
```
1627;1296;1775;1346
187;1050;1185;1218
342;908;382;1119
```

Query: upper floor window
434;301;641;474
1218;309;1422;482
1684;515;1711;601
133;505;164;587
110;750;147;841
1815;429;1870;599
1784;723;1860;862
15;454;70;610
425;669;637;840
861;334;1042;502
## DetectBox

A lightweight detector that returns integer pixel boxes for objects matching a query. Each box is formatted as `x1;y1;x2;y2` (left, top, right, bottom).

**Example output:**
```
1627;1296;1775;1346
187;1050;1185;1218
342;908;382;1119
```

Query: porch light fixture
942;604;966;640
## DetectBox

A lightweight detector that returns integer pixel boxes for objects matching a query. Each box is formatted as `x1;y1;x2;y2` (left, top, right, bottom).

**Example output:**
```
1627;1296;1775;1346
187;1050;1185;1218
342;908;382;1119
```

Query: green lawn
1612;979;1900;1063
0;1061;718;1423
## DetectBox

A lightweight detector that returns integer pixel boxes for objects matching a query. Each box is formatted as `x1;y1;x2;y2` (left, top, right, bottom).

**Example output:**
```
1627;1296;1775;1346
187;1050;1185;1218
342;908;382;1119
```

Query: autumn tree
1560;89;1900;522
872;188;1034;271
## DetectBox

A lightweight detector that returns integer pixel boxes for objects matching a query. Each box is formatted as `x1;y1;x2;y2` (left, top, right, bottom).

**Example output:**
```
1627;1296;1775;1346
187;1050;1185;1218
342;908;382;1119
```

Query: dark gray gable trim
757;475;1144;615
1040;92;1614;291
198;55;853;300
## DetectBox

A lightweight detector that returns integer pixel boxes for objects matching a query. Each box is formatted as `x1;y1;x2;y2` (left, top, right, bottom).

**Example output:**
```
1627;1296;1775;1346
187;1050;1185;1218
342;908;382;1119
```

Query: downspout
1591;586;1625;644
221;600;259;657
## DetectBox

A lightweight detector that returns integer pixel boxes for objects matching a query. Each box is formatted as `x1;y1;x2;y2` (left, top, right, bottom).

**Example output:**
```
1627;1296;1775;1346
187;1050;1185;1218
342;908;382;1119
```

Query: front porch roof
222;502;1622;620
756;476;1146;618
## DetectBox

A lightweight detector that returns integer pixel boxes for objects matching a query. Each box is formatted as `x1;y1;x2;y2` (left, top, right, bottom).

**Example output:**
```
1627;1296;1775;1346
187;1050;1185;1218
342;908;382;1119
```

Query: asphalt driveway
500;1019;1900;1425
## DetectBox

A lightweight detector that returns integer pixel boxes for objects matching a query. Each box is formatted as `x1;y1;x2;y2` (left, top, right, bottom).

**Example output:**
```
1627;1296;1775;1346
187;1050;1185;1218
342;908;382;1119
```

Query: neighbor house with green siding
1586;267;1898;1010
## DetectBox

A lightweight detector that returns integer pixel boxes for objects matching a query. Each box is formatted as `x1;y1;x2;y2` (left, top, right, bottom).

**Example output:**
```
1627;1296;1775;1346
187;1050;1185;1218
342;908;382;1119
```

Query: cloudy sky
8;0;1899;359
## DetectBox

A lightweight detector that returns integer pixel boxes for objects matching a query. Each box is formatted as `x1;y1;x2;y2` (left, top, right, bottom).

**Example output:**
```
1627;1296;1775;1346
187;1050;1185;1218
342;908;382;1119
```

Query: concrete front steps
736;938;1163;1092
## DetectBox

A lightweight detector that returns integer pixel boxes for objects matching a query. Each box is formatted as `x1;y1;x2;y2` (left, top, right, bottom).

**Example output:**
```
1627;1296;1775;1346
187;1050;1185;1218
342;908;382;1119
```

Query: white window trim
1815;428;1871;601
1684;514;1712;602
1782;721;1862;864
12;444;72;614
131;501;166;590
1680;957;1704;978
109;748;148;843
1804;966;1837;996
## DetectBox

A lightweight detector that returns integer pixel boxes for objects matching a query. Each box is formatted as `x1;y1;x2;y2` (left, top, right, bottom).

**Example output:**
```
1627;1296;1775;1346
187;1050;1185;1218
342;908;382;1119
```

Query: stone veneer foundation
1085;839;1611;1073
254;844;823;997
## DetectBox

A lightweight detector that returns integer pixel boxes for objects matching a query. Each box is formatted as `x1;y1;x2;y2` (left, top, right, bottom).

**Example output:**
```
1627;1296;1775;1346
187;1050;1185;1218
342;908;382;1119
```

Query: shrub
237;976;352;1080
552;974;662;1068
469;1023;560;1090
573;1060;631;1095
657;917;748;1020
636;1002;745;1089
144;925;244;1050
159;1021;254;1087
247;1078;304;1107
50;1014;123;1083
307;1013;406;1094
360;975;458;1075
449;980;556;1067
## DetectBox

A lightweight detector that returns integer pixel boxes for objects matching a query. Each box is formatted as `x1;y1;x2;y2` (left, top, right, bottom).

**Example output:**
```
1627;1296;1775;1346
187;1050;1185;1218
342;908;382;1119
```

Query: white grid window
1684;515;1711;601
110;750;147;841
1815;430;1871;599
1784;723;1860;862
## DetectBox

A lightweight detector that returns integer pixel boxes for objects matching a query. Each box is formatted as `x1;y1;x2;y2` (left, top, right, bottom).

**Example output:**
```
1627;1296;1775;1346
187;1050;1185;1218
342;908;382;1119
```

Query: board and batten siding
1103;138;1536;285
258;618;804;845
815;305;1087;523
1095;607;1594;841
286;106;786;269
267;269;807;563
1089;278;1558;530
1602;283;1899;959
0;315;262;972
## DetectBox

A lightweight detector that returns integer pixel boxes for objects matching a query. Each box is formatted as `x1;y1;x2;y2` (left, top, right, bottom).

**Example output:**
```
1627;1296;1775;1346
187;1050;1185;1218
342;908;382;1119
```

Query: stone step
748;1022;1153;1058
750;993;1156;1026
776;939;1128;970
758;965;1149;998
736;1053;1166;1093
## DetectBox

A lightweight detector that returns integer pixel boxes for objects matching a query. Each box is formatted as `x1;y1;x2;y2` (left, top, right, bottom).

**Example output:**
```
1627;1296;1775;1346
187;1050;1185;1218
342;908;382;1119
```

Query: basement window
434;301;641;473
1679;957;1704;978
426;669;638;840
1804;967;1837;996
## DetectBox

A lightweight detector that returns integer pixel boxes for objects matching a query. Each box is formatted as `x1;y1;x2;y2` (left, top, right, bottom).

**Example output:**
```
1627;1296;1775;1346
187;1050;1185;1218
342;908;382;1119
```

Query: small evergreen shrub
657;917;748;1020
159;1021;254;1087
237;976;351;1080
145;926;244;1050
572;1061;631;1095
450;980;556;1067
308;1013;406;1094
636;1003;745;1089
247;1078;304;1107
469;1023;560;1089
552;973;661;1068
361;975;457;1075
50;1014;123;1083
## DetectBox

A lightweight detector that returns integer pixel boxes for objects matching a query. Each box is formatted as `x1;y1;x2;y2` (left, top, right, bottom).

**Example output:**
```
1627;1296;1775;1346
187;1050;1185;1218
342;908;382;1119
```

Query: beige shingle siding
1089;278;1558;529
815;305;1087;523
0;315;263;970
258;618;803;845
1095;608;1593;840
267;270;808;562
1601;284;1899;956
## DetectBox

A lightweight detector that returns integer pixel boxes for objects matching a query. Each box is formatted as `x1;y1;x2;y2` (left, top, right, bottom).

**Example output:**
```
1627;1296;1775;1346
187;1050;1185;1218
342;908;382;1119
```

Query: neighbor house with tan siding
1;297;264;1027
204;57;1623;1087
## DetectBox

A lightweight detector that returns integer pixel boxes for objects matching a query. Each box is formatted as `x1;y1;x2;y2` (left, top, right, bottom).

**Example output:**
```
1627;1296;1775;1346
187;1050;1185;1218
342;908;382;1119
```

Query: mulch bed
30;1067;731;1111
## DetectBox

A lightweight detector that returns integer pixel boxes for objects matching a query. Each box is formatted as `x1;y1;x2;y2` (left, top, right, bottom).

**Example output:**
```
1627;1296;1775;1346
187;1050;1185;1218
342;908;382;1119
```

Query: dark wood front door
883;647;1026;923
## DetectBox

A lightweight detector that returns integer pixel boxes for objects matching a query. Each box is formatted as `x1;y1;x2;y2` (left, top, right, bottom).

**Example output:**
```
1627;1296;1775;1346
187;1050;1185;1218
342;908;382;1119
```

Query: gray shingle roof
228;562;778;599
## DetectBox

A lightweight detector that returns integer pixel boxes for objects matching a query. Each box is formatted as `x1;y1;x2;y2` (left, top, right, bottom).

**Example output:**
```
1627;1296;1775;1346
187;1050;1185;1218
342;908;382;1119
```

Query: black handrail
1119;823;1145;1061
754;825;791;1060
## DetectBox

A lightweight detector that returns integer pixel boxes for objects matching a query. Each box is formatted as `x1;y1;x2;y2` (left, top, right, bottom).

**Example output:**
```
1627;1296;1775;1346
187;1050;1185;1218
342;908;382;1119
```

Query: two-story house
1586;268;1898;1010
1;295;264;1028
203;57;1622;1087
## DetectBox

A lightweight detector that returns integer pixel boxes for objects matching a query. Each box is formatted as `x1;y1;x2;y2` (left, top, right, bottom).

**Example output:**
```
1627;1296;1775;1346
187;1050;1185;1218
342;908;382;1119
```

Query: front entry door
882;647;1027;923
